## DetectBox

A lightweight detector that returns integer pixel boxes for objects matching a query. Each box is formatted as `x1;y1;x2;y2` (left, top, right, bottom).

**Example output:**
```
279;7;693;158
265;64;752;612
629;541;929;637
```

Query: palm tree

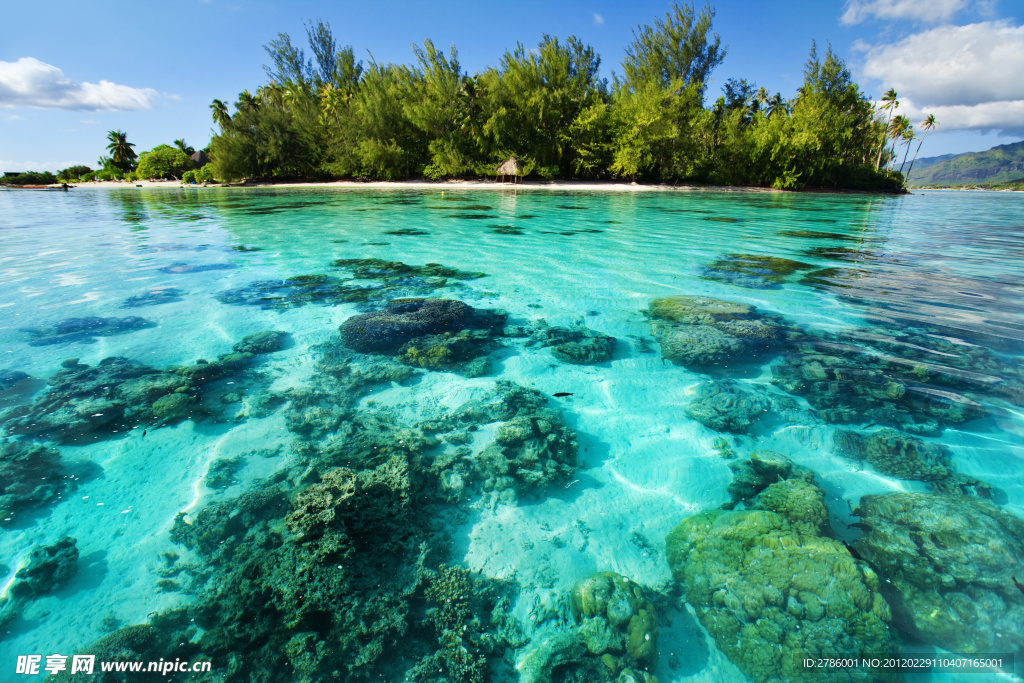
904;114;938;184
874;88;898;171
766;93;786;118
210;99;231;128
174;139;195;155
897;128;915;175
884;115;909;170
105;130;137;174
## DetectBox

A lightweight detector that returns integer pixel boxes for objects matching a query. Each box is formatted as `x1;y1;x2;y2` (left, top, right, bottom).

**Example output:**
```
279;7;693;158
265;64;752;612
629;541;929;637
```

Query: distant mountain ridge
907;140;1024;187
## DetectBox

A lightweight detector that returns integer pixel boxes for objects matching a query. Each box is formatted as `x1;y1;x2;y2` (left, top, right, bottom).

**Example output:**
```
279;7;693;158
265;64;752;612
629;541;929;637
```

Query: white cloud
593;13;604;25
841;0;968;24
898;97;1024;137
0;159;90;173
0;58;159;111
859;22;1024;106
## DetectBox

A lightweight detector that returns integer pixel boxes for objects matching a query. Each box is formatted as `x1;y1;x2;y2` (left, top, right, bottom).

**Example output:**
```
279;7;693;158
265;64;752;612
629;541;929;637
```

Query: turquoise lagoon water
0;187;1022;682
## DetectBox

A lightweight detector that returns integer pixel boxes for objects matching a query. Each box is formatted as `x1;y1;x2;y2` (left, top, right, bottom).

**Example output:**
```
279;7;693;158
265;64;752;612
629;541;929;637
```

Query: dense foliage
205;4;899;190
136;144;196;180
1;171;58;185
56;165;93;181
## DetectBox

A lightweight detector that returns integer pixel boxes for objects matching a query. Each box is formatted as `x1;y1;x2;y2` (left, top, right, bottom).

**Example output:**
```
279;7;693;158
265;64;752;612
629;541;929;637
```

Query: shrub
196;165;215;183
182;170;197;184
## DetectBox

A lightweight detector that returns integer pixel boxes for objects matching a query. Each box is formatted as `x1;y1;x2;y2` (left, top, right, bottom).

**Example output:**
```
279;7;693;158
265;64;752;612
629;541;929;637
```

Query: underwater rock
726;450;812;506
772;344;988;432
666;509;899;683
332;258;486;282
166;465;483;680
10;536;79;598
121;288;185;308
570;572;659;671
701;253;815;289
341;298;506;355
0;369;30;391
217;274;380;309
397;329;500;374
1;536;79;636
205;457;244;489
475;407;578;505
232;330;289;355
649;295;787;369
0;440;68;525
2;358;192;441
855;492;1024;654
527;321;617;365
835;428;953;482
5;331;279;443
685;380;770;434
22;316;153;346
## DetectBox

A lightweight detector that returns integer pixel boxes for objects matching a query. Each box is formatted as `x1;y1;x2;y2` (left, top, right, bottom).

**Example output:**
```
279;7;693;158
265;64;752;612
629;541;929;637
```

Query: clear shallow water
0;187;1022;682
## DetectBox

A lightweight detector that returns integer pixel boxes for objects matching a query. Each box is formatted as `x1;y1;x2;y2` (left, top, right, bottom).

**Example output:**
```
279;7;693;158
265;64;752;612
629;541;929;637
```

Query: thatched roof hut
496;156;523;183
191;150;210;169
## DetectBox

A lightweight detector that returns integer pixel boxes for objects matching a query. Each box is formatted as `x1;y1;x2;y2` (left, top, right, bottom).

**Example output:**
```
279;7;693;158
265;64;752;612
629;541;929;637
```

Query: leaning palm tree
105;130;137;174
210;99;231;128
874;89;898;171
904;114;939;184
897;128;915;175
173;139;195;155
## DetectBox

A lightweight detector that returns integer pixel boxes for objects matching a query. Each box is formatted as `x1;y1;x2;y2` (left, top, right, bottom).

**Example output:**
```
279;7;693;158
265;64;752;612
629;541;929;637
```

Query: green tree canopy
136;144;195;179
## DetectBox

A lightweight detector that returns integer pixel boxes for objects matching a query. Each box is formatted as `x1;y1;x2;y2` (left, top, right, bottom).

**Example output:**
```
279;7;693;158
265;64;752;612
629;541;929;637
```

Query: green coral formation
835;428;999;498
0;439;68;526
397;329;500;374
855;492;1024;654
667;463;899;683
475;407;578;505
570;572;659;671
666;508;899;683
726;451;828;535
701;253;815;289
648;295;787;369
409;565;518;683
685;380;772;434
3;331;290;443
167;463;423;681
835;428;952;481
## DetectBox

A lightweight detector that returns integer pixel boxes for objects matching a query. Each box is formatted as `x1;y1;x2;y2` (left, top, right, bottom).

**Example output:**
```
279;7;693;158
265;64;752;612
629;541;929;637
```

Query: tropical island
2;4;944;193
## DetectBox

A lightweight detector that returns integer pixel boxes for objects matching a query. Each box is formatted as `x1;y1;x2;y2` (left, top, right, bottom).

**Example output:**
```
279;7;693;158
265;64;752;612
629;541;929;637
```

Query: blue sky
2;0;1022;171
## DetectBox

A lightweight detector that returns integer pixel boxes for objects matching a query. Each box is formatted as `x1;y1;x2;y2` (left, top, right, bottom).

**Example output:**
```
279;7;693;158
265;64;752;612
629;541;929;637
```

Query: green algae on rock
666;509;899;683
855;492;1024;655
649;295;788;369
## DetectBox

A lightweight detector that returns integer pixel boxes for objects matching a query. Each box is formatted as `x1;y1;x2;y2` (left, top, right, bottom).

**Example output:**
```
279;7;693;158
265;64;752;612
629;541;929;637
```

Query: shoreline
52;178;910;195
